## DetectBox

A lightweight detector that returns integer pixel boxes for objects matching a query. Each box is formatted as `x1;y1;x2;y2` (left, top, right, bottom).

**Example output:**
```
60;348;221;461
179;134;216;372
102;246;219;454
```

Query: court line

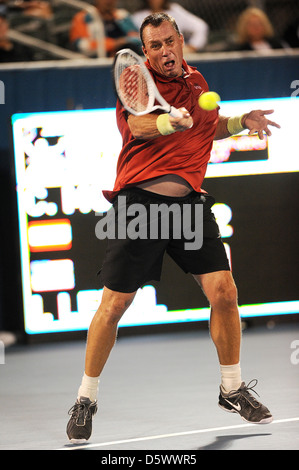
58;417;299;450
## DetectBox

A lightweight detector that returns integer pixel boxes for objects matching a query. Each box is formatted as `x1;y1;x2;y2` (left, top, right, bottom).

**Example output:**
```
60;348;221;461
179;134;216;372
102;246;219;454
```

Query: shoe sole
69;438;88;444
218;403;273;424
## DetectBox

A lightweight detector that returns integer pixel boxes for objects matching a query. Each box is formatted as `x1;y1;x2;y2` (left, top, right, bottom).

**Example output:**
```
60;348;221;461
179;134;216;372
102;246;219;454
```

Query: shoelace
228;379;261;407
68;402;95;425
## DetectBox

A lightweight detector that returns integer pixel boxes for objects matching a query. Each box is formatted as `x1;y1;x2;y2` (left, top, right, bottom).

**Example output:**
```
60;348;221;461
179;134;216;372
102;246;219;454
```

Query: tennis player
67;13;280;443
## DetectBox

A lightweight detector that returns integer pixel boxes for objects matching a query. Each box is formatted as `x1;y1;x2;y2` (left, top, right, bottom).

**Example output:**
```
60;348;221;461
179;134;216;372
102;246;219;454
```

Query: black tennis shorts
98;187;230;293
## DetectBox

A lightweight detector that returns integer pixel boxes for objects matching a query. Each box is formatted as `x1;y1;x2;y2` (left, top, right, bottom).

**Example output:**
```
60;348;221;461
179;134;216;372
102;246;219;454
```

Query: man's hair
140;13;181;47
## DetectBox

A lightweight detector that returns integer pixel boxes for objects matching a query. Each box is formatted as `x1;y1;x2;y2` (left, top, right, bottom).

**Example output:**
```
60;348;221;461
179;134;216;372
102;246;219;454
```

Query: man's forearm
214;114;247;140
128;114;162;140
214;116;231;140
128;110;193;140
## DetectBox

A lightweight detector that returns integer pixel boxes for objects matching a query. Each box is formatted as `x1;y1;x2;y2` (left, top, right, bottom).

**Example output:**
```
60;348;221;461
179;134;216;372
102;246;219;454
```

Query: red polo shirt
103;59;219;202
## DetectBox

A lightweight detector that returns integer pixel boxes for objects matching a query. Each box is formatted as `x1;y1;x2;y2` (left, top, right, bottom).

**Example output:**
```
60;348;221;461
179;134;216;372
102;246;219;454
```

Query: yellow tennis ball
198;91;221;111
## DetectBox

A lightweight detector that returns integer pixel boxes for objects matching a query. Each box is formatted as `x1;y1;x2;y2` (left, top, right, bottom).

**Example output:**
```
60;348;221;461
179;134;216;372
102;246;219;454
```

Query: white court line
58;417;299;450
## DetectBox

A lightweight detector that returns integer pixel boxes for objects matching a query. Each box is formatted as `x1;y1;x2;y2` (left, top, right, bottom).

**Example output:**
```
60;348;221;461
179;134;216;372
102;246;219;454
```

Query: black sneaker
66;397;98;443
218;379;273;424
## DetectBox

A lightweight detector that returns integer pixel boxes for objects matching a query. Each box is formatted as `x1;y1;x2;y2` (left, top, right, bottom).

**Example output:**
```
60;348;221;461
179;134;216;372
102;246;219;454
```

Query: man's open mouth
164;60;175;70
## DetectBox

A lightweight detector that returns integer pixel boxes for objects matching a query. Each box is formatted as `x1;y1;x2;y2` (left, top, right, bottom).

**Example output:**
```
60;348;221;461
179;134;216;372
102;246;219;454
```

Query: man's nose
161;44;170;55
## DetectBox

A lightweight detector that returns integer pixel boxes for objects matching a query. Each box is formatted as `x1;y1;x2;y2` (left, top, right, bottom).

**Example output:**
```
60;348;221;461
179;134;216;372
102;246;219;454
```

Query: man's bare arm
214;115;233;140
214;110;280;141
128;108;193;140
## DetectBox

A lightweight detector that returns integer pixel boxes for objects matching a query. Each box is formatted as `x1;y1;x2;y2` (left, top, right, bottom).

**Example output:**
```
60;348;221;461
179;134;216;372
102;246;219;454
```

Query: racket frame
113;48;182;118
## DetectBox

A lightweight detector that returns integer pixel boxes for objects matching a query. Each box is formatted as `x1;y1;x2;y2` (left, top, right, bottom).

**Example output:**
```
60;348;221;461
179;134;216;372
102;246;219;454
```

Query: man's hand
242;109;281;140
169;107;193;132
128;107;193;140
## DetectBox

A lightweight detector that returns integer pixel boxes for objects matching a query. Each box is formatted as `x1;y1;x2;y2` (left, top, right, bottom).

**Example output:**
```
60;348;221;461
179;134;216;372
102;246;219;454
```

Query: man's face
142;21;184;78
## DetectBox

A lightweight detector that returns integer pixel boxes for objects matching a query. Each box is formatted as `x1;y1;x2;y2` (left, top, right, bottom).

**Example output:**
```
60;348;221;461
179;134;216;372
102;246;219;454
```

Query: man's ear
142;46;148;59
180;33;185;48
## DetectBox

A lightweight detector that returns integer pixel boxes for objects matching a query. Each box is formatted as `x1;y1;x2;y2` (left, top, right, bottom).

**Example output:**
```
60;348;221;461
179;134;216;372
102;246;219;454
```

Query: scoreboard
11;97;299;335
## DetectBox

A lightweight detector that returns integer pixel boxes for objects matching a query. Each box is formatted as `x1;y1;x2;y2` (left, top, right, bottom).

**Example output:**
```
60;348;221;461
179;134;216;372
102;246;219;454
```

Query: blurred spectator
283;18;299;48
22;1;52;19
132;0;209;53
5;0;53;19
230;7;285;51
70;0;143;57
0;6;33;62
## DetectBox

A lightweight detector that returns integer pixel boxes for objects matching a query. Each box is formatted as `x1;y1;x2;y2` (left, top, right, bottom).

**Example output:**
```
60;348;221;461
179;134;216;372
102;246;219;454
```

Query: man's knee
212;277;238;310
98;288;136;325
200;272;238;310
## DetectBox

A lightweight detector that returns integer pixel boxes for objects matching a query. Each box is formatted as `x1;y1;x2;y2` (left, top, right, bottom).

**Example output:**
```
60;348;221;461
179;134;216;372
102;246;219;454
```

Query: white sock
220;363;242;393
77;373;99;402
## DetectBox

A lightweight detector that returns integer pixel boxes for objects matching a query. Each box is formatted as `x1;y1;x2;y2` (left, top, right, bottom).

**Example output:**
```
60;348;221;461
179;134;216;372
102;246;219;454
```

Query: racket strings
117;54;150;113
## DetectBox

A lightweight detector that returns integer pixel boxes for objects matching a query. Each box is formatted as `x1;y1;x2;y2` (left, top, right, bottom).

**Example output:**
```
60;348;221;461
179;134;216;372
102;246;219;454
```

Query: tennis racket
113;48;183;118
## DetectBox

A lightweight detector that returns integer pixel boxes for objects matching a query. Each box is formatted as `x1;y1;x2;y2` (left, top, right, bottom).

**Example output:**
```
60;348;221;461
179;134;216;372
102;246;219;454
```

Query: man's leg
67;286;136;442
193;270;272;424
84;286;136;378
193;270;241;367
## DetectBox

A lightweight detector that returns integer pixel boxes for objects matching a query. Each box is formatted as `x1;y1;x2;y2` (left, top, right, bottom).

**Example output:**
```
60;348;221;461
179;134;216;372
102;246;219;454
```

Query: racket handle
169;106;183;118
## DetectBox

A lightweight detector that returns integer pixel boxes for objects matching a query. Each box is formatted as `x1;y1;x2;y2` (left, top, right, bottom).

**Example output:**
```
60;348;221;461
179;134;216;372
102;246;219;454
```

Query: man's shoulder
183;60;209;88
183;59;201;76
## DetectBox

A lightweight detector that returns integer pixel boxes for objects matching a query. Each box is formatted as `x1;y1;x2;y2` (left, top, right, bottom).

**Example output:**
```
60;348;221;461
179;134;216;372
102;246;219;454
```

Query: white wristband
227;115;245;135
156;113;176;136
